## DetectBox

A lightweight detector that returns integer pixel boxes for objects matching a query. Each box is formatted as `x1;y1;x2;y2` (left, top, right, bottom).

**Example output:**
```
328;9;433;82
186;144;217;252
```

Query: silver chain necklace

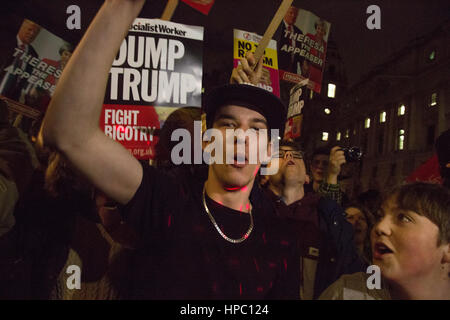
202;185;254;244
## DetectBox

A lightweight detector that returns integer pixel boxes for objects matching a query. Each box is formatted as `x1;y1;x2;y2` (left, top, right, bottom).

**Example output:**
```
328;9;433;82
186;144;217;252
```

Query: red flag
181;0;215;15
406;154;442;184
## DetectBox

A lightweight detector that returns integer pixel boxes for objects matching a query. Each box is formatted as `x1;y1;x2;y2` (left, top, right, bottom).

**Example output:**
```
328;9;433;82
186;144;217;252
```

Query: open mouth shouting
372;241;394;260
286;160;296;166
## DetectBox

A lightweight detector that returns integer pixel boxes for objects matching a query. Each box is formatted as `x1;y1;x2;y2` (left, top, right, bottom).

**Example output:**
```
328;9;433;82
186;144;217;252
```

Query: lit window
398;104;406;116
430;92;437;107
322;132;329;141
380;111;386;123
429;50;436;61
327;83;336;98
310;90;314;100
336;132;341;141
365;117;371;129
345;129;349;138
324;108;331;115
398;129;405;150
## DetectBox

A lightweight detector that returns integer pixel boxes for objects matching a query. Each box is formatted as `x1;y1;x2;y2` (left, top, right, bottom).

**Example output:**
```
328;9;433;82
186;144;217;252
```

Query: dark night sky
295;0;450;84
1;0;449;86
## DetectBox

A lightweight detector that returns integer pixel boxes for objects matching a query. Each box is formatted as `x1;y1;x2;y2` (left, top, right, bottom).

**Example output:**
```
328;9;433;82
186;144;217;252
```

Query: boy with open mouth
320;182;450;300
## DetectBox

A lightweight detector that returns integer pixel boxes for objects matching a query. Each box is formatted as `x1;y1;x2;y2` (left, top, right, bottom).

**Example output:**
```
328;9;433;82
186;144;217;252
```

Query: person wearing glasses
262;140;364;299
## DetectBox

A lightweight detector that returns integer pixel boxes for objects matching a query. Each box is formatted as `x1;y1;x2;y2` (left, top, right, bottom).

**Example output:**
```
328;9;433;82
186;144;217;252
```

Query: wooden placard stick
253;0;294;64
161;0;179;21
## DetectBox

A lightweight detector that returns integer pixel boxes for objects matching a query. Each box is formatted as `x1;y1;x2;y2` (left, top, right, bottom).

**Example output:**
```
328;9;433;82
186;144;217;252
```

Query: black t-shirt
121;163;299;299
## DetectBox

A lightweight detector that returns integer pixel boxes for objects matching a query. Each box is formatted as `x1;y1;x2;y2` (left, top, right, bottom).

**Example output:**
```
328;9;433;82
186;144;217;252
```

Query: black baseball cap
204;84;286;135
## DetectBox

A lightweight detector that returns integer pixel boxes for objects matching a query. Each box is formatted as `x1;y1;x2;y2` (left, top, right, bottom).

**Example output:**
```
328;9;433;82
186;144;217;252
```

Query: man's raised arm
41;0;146;204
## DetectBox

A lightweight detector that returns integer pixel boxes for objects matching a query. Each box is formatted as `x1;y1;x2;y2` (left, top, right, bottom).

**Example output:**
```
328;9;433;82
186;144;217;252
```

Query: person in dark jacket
263;140;365;299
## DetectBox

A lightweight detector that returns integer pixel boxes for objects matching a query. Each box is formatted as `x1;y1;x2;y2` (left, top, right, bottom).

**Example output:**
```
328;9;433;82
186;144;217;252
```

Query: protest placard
102;18;204;159
0;19;74;117
284;79;308;139
277;6;331;93
181;0;215;15
287;79;308;118
283;114;303;140
233;29;280;97
253;0;293;63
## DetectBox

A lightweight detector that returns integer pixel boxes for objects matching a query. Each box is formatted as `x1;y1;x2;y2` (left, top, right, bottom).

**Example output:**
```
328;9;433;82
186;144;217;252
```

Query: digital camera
341;146;363;162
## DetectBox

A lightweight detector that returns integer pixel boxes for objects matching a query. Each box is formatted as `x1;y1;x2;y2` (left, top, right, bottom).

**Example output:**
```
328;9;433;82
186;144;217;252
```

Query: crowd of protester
0;1;449;300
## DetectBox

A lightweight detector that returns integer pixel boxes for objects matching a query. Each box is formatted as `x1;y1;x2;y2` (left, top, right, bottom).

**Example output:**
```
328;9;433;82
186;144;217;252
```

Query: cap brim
204;84;286;135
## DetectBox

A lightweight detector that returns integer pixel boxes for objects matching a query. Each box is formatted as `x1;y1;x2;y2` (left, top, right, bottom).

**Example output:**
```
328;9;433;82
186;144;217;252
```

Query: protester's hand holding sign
230;52;264;85
230;0;293;91
327;146;346;184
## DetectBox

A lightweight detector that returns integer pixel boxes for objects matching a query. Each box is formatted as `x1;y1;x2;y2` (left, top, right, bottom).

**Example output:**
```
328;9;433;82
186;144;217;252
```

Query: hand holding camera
326;146;363;184
326;146;346;184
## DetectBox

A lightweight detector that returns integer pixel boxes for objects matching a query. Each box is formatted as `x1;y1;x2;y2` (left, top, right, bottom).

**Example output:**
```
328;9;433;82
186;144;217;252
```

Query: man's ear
260;174;269;186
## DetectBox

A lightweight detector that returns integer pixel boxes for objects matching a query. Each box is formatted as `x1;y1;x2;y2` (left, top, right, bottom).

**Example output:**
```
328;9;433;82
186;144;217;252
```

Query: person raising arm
41;0;146;204
40;1;302;300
